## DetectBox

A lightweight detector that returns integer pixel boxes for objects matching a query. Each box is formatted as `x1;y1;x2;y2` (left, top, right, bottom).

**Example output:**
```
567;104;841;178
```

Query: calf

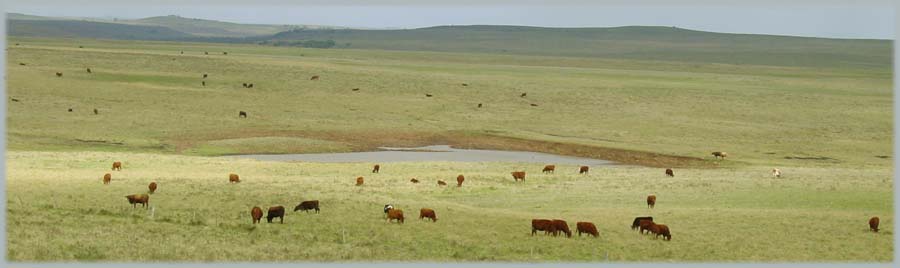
356;176;364;186
579;166;589;174
294;200;320;214
419;208;437;222
532;219;554;236
229;173;240;183
372;164;380;173
870;217;880;232
457;174;465;187
576;222;599;238
437;180;447;186
631;216;653;230
125;194;149;208
102;173;111;185
542;165;556;174
267;206;285;223
665;168;674;177
148;182;157;193
511;171;526;182
387;208;404;224
712;151;728;159
251;207;263;224
410;178;419;183
647;195;657;209
112;161;122;171
551;219;572;238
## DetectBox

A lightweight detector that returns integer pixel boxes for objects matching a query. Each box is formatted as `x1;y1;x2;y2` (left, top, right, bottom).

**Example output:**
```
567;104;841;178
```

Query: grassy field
5;36;894;262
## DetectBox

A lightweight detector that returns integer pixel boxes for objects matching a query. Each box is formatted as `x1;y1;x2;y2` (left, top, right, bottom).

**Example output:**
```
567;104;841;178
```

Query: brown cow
148;182;157;193
478;103;482;108
576;222;599;238
86;68;92;73
425;94;433;97
870;217;880;232
242;83;248;88
125;194;149;208
372;164;380;173
647;195;656;209
239;111;247;118
294;200;320;214
102;173;111;185
352;88;360;91
532;219;553;235
419;208;437;222
387;208;404;224
248;83;253;88
251;206;263;224
530;103;539;107
310;75;320;80
356;176;364;186
638;219;655;234
511;171;526;182
267;206;285;223
665;168;674;177
112;162;122;171
93;108;98;115
410;178;419;183
202;73;208;78
631;216;653;230
712;151;728;159
437;180;447;186
202;81;206;86
461;83;468;86
649;223;672;241
579;166;589;174
229;173;240;183
551;219;572;238
457;174;465;187
542;165;555;174
521;93;527;97
55;72;63;77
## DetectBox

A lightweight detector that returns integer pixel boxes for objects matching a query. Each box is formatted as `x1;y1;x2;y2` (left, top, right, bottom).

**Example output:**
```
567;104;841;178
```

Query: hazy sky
7;1;896;39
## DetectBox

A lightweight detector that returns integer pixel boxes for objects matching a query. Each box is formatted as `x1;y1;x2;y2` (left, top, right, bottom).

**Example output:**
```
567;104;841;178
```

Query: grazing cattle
457;174;465;187
650;224;672;241
103;173;111;185
372;164;380;173
148;182;157;193
665;168;674;177
531;219;554;235
352;88;360;91
425;94;433;97
462;83;468;86
68;108;73;112
551;219;572;238
223;52;228;55
638;219;655;234
631;216;653;230
387;209;404;224
870;217;880;232
93;108;98;115
384;204;394;215
202;81;206;86
56;72;63;77
437;180;447;186
356;176;364;186
266;206;285;223
86;68;92;73
248;83;253;88
251;207;263;224
647;195;657;209
204;51;209;55
576;222;599;238
112;161;122;171
125;194;149;208
239;111;247;118
10;98;19;102
229;173;240;183
511;171;526;182
772;168;782;178
410;178;419;183
293;200;320;214
202;74;208;78
419;208;437;222
310;75;320;80
542;165;556;174
530;103;538;107
18;63;25;66
579;166;589;174
521;93;527;97
180;51;183;54
243;83;247;88
712;151;728;159
478;103;482;108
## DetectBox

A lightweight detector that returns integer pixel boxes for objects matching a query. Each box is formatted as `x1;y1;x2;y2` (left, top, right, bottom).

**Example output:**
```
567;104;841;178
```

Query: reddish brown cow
229;173;240;183
410;178;419;183
639;219;655;234
576;222;599;238
267;206;285;223
532;219;554;235
511;171;526;182
148;182;157;193
647;195;657;209
372;164;380;173
310;75;320;80
579;166;589;174
125;194;149;208
103;173;111;185
551;219;572;238
632;216;653;230
251;206;263;224
419;208;437;222
387;209;404;224
112;161;122;171
665;168;674;177
294;200;320;214
649;223;672;241
542;165;555;173
437;180;447;186
356;176;364;186
457;174;465;187
870;217;880;232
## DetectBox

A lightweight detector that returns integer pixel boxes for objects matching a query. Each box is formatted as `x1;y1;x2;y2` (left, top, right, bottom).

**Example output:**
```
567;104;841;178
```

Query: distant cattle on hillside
456;174;465;187
772;168;782;178
356;176;364;186
310;75;320;80
511;171;526;182
410;178;419;183
372;164;380;173
229;173;240;183
55;72;62;77
437;180;447;186
239;111;247;118
647;195;656;209
870;217;880;232
712;151;728;159
665;168;674;177
148;182;157;193
579;166;589;174
103;173;111;185
112;162;122;171
542;165;555;174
